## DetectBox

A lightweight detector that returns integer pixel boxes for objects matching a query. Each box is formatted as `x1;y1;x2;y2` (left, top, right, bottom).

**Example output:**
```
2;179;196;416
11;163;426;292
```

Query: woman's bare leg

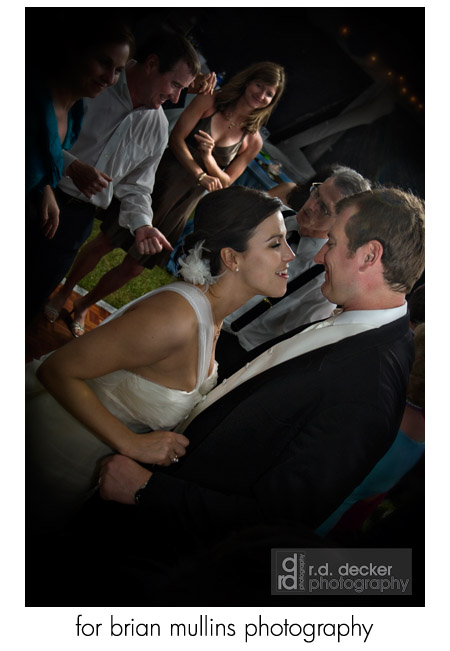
44;233;114;318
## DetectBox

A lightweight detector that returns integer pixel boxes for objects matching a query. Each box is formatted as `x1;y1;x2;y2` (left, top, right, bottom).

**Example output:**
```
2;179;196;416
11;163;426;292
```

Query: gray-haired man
216;165;372;378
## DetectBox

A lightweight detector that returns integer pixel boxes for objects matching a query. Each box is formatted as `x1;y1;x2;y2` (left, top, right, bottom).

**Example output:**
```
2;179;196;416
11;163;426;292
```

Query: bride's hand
127;430;189;466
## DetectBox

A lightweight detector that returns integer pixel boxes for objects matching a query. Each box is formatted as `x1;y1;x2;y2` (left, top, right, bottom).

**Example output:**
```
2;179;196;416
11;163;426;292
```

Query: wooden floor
25;287;112;363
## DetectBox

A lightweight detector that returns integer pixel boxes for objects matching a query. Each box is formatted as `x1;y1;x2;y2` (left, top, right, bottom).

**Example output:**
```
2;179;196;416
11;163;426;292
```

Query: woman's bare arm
194;129;263;188
168;93;222;191
37;293;193;463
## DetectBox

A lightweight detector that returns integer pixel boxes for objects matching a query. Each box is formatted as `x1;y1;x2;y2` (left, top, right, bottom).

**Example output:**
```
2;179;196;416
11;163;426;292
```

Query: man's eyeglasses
309;182;330;217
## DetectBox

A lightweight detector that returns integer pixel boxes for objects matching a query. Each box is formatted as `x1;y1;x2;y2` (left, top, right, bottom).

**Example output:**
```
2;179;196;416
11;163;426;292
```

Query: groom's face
314;208;362;308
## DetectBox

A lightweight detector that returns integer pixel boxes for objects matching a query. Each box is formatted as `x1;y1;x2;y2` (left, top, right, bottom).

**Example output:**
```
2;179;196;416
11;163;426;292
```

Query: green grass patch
75;219;176;309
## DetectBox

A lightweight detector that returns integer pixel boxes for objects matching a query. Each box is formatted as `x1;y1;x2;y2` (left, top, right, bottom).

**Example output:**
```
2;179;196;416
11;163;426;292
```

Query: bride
26;185;295;530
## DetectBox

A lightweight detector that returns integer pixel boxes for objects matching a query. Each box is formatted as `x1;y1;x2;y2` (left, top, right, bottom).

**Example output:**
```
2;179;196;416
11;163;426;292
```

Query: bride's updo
178;186;282;286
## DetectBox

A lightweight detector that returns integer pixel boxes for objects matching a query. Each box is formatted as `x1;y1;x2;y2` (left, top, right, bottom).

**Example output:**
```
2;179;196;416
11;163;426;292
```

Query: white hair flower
178;240;217;289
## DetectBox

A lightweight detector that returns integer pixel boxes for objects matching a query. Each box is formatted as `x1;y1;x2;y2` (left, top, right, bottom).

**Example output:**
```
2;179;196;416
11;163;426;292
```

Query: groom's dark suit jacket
139;314;413;544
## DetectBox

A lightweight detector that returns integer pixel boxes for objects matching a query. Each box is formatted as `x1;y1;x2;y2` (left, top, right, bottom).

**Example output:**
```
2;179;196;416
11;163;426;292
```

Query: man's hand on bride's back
127;430;189;466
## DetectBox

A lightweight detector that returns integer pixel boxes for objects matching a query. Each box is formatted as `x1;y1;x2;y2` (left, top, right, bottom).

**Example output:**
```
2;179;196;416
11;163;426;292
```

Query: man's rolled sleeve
115;183;154;234
114;147;166;235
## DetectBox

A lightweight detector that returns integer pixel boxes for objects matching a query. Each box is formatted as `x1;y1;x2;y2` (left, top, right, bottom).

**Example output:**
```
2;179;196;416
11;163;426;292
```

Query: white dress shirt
222;212;336;350
179;303;408;432
58;62;169;234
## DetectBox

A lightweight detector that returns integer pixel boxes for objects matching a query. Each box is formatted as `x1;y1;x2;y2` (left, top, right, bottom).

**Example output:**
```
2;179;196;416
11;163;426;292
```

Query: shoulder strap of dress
198;111;217;127
238;127;247;143
161;283;214;389
100;282;214;389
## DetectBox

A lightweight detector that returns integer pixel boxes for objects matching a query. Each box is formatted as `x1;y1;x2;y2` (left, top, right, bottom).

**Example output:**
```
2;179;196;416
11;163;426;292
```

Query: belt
54;187;89;207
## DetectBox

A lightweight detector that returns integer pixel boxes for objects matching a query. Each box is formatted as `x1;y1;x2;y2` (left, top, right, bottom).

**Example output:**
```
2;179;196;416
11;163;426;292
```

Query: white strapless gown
26;282;218;529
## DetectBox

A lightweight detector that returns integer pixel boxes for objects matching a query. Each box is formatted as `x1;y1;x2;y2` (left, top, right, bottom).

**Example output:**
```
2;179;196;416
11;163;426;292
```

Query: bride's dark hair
182;186;283;276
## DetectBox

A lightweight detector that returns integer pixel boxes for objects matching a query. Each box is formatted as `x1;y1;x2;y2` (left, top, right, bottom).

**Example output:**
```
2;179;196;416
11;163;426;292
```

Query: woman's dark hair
182;186;283;276
72;13;135;54
29;10;136;72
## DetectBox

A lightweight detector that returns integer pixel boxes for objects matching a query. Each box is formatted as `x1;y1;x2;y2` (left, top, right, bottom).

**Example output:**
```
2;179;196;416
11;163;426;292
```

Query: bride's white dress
26;282;218;528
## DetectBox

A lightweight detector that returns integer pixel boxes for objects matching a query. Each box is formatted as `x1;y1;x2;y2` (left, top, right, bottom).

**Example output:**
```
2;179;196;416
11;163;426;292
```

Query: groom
97;187;424;538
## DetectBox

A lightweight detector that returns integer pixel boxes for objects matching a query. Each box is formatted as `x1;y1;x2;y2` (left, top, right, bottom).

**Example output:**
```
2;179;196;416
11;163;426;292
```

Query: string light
336;25;423;111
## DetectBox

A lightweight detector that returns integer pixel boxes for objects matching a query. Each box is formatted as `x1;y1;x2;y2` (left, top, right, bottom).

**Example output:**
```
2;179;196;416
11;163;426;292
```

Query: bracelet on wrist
135;477;150;504
196;172;206;186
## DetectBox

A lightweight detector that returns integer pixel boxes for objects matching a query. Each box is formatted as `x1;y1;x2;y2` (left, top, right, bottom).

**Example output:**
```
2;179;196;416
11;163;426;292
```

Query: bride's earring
235;267;239;272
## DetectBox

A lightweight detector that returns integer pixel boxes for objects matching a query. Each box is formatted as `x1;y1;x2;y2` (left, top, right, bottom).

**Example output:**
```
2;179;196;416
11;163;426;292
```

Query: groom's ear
220;247;239;271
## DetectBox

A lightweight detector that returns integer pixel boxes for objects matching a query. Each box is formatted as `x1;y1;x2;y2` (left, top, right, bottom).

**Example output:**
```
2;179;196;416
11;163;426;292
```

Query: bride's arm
36;293;192;464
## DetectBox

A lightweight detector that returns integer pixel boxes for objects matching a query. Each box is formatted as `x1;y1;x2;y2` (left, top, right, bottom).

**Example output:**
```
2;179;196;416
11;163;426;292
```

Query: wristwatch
135;478;150;505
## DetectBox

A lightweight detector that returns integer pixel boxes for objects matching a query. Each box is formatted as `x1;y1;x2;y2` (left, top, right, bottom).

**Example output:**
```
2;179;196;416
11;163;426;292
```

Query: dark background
27;7;424;196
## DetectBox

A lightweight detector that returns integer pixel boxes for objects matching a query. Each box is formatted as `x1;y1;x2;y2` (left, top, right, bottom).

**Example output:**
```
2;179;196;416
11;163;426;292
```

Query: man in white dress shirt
27;28;200;322
216;165;371;378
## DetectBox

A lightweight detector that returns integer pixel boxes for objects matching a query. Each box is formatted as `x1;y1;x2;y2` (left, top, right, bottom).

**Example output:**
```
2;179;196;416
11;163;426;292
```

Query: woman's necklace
224;112;244;130
213;318;223;342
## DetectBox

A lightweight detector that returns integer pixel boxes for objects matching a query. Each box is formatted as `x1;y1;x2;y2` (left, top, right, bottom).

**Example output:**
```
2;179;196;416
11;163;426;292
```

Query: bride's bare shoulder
125;289;199;340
